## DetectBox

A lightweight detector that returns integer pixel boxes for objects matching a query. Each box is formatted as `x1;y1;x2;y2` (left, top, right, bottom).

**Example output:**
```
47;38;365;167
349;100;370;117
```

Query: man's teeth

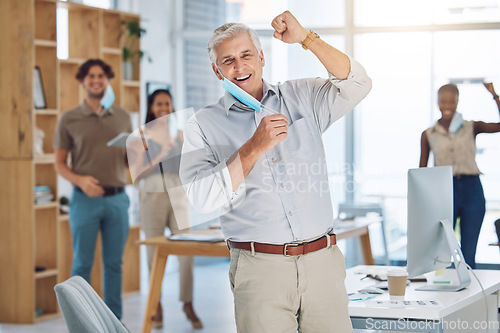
235;74;251;81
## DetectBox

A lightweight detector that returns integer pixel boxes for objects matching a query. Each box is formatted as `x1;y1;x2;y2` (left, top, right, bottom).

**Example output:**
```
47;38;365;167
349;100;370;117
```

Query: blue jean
453;175;485;269
69;188;130;319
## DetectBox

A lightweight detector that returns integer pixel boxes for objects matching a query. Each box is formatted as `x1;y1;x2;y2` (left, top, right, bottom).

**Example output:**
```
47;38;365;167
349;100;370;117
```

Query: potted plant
59;195;70;214
122;20;151;80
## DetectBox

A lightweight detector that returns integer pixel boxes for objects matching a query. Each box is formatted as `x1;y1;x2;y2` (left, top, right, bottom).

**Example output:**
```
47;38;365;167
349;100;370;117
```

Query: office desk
139;220;377;333
139;230;228;333
347;265;500;332
334;217;378;266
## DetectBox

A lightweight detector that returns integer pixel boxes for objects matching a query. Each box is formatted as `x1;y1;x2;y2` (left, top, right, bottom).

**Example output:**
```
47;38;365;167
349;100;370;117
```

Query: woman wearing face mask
419;82;500;269
139;89;202;329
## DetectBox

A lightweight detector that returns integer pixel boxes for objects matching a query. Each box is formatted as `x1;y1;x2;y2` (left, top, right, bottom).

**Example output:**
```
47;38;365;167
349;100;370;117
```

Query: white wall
119;0;177;121
138;0;176;122
119;0;181;290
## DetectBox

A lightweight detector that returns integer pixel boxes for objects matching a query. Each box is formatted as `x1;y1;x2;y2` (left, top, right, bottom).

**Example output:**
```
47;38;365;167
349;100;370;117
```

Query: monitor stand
416;219;471;292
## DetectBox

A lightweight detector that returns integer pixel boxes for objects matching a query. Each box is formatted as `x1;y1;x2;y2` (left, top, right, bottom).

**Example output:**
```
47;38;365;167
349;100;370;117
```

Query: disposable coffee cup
387;269;408;300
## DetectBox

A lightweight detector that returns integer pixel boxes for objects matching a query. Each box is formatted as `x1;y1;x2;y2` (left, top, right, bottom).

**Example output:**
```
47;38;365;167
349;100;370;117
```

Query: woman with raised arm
420;82;500;268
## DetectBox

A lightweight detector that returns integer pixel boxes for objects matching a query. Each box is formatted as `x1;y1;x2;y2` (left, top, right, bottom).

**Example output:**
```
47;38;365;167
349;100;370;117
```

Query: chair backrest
338;202;383;220
54;275;129;333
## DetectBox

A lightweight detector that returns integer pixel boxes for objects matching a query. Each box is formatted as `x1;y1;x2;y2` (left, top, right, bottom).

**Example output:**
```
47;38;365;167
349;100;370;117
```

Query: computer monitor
407;166;471;291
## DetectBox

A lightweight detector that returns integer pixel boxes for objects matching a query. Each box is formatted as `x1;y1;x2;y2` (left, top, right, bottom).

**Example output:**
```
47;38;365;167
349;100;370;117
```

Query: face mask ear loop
216;66;225;81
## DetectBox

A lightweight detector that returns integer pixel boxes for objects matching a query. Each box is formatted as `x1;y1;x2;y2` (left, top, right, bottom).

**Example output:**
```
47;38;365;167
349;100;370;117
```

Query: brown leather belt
228;233;336;257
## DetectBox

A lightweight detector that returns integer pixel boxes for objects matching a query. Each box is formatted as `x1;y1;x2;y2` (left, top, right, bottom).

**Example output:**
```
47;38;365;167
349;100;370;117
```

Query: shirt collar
432;121;449;135
262;79;279;99
222;79;278;116
80;101;115;117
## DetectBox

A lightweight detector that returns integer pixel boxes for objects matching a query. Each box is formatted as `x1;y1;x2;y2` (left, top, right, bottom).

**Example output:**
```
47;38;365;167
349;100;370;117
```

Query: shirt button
288;211;293;216
272;158;277;163
280;183;284;188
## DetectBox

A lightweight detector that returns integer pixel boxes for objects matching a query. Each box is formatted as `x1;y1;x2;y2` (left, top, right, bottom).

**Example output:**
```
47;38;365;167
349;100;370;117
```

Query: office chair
338;202;389;265
54;275;129;333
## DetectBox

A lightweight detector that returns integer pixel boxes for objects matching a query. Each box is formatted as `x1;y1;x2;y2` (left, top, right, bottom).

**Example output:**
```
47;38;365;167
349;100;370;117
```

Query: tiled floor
0;258;236;333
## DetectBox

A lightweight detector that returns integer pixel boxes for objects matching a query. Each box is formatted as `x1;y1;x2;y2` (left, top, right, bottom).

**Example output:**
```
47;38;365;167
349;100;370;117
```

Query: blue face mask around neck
219;71;261;113
449;111;463;133
100;84;115;111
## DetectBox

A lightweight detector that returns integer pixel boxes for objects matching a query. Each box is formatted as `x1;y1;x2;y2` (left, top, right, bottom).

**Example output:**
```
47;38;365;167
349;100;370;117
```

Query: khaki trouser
140;190;193;303
229;244;352;333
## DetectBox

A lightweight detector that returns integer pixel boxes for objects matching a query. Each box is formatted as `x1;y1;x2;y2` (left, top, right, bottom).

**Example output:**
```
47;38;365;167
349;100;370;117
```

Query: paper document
168;233;225;242
356;267;426;283
107;132;131;148
107;132;147;148
366;300;440;308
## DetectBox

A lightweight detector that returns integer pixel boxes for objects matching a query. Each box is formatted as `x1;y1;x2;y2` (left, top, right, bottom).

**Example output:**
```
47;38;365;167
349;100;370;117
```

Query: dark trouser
453;175;485;269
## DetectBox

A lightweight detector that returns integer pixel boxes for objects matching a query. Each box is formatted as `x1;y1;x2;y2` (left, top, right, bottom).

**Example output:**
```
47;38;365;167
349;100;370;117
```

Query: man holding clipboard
53;59;132;320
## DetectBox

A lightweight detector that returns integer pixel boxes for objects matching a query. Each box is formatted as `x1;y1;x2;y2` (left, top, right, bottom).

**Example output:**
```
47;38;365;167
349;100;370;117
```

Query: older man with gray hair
180;10;371;332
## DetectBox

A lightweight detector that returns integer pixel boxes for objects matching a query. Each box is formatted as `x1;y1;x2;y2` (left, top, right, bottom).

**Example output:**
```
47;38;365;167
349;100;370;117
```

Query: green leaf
121;19;152;63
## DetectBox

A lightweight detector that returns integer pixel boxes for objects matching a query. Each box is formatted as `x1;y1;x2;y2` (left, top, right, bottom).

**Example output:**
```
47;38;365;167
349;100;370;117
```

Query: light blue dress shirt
180;58;372;244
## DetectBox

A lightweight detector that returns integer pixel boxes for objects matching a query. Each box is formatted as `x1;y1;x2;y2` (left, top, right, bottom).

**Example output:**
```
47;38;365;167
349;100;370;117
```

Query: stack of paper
34;185;53;204
366;300;440;308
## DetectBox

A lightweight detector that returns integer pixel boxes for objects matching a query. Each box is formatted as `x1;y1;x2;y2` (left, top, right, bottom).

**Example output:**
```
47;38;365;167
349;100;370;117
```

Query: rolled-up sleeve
180;117;239;213
301;57;372;133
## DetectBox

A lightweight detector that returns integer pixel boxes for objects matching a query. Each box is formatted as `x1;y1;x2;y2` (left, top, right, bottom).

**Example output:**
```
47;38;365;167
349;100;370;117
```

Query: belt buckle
284;241;303;257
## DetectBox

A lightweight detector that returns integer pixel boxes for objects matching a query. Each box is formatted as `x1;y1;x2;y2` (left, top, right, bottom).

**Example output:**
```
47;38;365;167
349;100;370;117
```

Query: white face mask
449;112;463;133
100;84;115;111
217;67;261;113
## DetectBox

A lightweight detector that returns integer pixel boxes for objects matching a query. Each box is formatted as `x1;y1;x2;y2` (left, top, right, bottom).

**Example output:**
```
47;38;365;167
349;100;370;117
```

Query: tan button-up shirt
426;120;481;176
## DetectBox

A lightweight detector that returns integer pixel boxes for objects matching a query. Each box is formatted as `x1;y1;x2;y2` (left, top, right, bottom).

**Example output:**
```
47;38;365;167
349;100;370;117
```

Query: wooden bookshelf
0;0;141;323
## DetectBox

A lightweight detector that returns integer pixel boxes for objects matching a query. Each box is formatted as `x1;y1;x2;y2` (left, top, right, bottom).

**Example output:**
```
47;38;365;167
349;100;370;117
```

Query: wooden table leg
360;227;375;265
141;248;168;333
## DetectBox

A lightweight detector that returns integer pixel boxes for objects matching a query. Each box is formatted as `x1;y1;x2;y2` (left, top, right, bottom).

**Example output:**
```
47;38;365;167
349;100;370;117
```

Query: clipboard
106;132;147;148
106;132;130;148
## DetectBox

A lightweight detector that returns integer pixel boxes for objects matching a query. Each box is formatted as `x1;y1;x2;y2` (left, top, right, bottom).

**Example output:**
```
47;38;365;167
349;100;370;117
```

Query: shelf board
34;201;58;210
34;39;57;48
121;13;141;20
58;58;85;65
34;268;58;279
34;109;58;116
59;214;69;222
34;154;55;164
56;0;139;17
102;47;121;55
57;0;91;11
122;80;140;87
34;312;61;323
